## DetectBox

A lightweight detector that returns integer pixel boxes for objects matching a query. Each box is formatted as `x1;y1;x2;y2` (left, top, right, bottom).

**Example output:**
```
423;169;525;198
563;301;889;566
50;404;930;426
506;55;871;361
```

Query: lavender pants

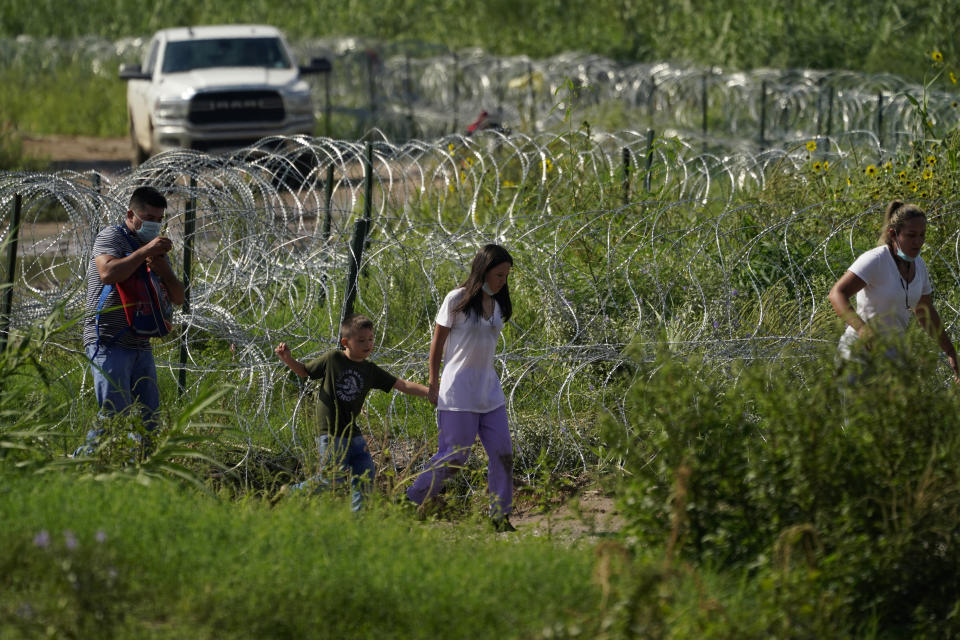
407;405;513;517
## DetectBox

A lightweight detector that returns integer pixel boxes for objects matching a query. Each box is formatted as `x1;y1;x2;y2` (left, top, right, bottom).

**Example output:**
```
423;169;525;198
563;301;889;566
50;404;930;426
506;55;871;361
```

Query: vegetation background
3;1;960;638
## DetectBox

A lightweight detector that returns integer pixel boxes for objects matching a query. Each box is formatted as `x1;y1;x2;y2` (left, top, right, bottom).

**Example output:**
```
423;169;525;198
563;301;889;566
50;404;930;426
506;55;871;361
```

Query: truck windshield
162;37;293;73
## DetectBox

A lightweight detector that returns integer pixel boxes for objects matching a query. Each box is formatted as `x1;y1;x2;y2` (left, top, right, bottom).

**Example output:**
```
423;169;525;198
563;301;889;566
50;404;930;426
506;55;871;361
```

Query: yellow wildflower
805;140;817;152
865;165;877;177
812;161;822;173
952;72;958;84
898;170;907;181
923;168;933;180
883;162;893;171
448;143;455;152
933;51;944;63
822;161;829;172
912;183;919;192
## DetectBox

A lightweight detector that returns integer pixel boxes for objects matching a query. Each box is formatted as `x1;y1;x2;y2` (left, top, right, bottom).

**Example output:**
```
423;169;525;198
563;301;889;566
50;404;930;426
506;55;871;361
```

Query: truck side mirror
300;57;332;75
119;64;151;81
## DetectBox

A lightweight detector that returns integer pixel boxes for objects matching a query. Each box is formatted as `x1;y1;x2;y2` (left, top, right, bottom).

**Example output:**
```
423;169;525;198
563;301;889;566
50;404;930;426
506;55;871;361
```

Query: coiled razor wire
3;133;960;480
3;35;958;153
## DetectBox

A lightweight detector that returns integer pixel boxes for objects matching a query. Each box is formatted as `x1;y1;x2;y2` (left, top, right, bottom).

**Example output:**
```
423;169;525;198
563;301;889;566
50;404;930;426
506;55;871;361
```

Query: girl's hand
949;354;960;384
427;382;439;406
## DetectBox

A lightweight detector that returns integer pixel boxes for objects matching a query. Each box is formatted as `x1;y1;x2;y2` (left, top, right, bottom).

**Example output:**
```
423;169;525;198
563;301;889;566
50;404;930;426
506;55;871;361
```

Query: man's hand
141;236;173;258
145;253;173;276
275;342;292;361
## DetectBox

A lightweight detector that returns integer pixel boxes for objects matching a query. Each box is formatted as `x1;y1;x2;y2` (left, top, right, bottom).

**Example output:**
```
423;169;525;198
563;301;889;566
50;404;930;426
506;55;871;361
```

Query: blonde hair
878;200;926;246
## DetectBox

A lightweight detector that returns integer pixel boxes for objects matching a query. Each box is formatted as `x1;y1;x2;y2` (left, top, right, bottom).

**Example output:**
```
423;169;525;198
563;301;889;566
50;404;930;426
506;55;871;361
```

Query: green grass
0;472;600;639
3;1;960;139
2;0;958;80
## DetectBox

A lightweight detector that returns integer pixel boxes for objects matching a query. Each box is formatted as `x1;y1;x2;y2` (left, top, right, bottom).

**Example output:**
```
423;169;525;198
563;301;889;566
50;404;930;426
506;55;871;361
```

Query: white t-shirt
837;245;932;358
435;287;506;413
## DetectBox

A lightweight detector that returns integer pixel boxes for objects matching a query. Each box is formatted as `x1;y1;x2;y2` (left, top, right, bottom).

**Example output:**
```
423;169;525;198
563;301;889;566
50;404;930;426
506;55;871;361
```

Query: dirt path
511;487;623;542
22;134;131;173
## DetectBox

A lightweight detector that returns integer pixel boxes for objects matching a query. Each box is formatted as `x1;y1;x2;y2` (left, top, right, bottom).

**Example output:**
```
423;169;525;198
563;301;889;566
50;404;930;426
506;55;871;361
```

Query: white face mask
482;282;496;296
133;213;162;243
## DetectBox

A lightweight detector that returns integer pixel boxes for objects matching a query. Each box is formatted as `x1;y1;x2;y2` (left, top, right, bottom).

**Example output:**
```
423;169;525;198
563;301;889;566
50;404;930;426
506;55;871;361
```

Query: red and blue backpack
94;225;173;346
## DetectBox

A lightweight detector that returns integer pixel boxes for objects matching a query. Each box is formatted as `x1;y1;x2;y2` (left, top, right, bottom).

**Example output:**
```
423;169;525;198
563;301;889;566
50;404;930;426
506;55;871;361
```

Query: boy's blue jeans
292;434;375;511
78;343;159;454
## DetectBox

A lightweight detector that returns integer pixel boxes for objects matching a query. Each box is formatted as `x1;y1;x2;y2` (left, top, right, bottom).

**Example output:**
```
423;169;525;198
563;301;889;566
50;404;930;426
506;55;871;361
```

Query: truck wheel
129;119;149;167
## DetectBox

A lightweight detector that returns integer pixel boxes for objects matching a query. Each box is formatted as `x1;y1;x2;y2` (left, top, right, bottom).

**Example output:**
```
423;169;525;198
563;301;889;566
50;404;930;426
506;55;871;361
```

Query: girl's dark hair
454;244;513;321
878;200;926;246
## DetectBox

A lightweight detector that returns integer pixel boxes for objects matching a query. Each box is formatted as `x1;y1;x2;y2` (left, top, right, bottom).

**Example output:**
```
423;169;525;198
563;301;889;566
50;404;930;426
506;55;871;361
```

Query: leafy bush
606;329;960;634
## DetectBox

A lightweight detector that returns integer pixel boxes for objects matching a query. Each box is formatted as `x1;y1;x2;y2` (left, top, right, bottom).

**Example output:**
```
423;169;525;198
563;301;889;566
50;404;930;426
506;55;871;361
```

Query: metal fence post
622;147;631;205
452;51;460;134
0;193;22;353
644;129;655;193
177;178;196;396
759;80;768;146
342;142;374;330
877;91;884;152
323;163;335;242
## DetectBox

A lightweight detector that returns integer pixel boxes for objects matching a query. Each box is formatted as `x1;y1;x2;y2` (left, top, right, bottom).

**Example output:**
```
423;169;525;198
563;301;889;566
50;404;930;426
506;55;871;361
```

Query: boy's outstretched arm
393;378;431;400
275;342;308;378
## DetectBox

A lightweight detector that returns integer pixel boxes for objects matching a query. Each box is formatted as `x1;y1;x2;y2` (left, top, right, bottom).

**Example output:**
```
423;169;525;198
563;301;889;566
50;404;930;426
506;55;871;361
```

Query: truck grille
189;91;285;125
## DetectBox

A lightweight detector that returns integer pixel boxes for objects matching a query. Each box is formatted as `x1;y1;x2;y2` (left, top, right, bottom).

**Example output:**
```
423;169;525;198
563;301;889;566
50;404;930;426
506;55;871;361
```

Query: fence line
2;134;960;477
4;36;957;153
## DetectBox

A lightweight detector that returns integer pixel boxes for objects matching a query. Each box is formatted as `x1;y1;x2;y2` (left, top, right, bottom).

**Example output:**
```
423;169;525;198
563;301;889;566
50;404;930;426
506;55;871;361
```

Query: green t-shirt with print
303;349;398;437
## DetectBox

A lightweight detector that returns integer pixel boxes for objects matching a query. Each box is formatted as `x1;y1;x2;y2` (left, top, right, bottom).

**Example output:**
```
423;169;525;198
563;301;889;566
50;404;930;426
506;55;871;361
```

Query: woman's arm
829;270;871;340
914;294;960;380
427;323;451;405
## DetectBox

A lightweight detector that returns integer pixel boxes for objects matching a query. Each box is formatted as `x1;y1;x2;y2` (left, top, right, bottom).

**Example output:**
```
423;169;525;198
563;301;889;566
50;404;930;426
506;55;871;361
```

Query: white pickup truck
119;24;330;164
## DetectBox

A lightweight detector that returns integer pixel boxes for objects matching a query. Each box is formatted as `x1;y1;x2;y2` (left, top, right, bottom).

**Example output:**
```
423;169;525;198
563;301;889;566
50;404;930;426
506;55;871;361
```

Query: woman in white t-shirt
407;244;516;531
828;200;959;378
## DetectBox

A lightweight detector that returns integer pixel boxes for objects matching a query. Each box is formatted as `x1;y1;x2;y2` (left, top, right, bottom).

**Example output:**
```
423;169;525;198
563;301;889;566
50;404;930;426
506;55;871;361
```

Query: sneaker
269;484;291;507
491;516;516;533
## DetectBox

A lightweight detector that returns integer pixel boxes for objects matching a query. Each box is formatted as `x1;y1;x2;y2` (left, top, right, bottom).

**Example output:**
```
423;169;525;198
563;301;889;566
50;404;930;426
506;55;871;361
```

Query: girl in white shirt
828;200;959;378
407;244;516;531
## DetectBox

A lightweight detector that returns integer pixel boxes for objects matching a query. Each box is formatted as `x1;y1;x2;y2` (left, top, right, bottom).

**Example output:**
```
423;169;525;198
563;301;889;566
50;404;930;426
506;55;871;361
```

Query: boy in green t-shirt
275;313;430;510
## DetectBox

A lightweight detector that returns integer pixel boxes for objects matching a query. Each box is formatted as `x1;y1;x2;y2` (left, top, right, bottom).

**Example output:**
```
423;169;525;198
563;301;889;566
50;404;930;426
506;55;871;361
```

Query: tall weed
606;329;960;634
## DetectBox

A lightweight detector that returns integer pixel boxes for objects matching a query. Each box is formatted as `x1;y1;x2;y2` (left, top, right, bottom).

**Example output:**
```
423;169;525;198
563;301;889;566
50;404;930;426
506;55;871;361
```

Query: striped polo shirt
82;224;152;350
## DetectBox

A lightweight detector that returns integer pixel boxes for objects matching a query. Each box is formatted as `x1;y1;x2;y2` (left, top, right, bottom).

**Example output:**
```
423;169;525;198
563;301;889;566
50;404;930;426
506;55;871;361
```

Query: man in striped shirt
78;186;185;457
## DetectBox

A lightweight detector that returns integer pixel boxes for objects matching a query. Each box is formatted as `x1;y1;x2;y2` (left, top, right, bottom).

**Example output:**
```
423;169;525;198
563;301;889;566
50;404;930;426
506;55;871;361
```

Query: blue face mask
895;240;916;263
134;213;162;243
482;282;496;296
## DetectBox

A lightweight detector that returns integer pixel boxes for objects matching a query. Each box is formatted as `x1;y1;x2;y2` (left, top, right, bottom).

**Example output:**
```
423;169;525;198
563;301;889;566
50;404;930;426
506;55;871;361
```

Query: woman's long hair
454;244;513;321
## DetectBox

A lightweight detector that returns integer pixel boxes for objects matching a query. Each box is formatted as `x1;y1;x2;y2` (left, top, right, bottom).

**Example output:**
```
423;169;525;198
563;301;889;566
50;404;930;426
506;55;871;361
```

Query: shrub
605;329;960;634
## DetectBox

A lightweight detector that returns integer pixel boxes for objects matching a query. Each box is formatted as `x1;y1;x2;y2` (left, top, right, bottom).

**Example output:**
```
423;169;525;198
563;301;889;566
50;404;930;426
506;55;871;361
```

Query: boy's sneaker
491;516;516;533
